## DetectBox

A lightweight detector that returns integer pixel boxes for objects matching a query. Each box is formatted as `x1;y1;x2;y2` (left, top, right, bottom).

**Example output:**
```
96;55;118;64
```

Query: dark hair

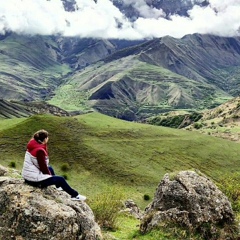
33;129;49;143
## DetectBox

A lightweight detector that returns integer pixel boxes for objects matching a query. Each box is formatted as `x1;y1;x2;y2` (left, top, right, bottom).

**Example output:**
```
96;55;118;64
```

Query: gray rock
0;178;102;240
121;199;143;219
0;165;8;176
140;170;235;239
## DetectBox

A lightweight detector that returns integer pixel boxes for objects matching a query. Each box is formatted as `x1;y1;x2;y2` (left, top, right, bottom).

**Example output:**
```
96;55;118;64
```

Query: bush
143;194;150;201
9;161;16;168
217;173;240;213
89;187;125;230
193;123;203;129
61;163;70;172
62;174;68;180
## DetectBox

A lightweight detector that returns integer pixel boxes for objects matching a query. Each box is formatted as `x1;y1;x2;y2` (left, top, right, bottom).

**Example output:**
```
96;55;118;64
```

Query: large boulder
0;176;102;240
140;170;235;239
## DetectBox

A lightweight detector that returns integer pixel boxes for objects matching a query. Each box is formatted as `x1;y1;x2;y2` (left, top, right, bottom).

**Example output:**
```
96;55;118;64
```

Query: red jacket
27;139;51;175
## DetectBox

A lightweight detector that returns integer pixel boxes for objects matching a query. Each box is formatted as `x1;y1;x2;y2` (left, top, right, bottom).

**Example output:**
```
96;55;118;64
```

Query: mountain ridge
49;33;240;120
1;32;240;120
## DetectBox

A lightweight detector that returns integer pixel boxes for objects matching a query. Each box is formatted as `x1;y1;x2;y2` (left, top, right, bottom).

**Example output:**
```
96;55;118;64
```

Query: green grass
1;112;240;238
1;112;240;201
0;118;26;130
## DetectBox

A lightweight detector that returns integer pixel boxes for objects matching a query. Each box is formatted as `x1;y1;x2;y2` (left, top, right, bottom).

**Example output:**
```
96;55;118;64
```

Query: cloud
0;0;239;39
121;0;165;19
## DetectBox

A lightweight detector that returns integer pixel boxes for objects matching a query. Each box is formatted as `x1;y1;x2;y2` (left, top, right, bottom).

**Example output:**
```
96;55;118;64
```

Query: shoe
56;187;63;191
71;194;86;201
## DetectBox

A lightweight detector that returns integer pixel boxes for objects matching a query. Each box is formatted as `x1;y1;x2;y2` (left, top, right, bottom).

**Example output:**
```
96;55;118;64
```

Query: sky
0;0;239;40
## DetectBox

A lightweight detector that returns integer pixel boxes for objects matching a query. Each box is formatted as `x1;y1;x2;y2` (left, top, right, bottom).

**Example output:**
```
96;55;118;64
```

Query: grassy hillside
0;112;240;205
0;99;71;119
1;112;240;239
0;34;71;100
185;96;240;141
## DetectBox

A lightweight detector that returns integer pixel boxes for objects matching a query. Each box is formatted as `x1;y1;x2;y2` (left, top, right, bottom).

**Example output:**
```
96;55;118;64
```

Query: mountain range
0;0;240;121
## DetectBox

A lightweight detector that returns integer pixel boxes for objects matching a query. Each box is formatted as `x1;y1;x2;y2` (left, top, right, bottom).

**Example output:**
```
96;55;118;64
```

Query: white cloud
0;0;239;39
121;0;165;19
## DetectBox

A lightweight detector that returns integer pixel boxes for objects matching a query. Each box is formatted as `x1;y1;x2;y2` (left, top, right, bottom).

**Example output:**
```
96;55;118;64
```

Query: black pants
38;176;78;197
25;166;78;198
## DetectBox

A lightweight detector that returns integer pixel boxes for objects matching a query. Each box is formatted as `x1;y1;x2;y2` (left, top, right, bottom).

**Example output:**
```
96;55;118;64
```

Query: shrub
189;112;203;122
61;163;70;172
143;194;150;201
62;174;68;180
217;173;240;213
9;161;16;168
193;123;203;129
89;187;125;230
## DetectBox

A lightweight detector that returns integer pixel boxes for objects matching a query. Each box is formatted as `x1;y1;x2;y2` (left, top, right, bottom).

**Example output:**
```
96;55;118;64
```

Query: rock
140;170;235;239
121;199;143;219
0;165;8;176
0;177;102;240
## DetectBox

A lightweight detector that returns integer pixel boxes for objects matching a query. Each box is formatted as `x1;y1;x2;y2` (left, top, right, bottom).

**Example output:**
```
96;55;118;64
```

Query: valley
1;0;240;238
1;33;240;121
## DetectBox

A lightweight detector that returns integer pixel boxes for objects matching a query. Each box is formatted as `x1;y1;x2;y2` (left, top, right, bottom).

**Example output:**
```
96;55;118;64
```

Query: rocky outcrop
140;170;235;239
0;167;102;240
121;199;143;220
0;165;8;176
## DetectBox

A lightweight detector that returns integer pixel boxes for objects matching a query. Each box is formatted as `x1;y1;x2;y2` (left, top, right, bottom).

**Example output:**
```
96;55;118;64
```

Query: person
22;129;86;201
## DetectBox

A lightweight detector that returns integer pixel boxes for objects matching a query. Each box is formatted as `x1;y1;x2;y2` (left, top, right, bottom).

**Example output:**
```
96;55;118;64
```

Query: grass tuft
89;187;125;230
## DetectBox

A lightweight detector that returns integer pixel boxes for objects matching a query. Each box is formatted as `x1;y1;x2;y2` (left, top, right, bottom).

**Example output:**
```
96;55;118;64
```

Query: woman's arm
36;150;51;175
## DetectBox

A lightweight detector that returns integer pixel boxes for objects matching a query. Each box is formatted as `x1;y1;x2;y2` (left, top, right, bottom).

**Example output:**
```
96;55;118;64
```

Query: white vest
22;151;52;182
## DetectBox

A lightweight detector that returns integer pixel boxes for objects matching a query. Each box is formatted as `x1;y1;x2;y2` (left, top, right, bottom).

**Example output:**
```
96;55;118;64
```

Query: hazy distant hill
0;34;68;101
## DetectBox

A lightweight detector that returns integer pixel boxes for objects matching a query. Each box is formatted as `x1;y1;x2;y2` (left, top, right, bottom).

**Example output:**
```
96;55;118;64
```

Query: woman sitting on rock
22;129;86;201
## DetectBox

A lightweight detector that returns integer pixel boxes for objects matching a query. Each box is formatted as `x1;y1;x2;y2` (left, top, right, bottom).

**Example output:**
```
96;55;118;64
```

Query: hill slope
0;33;71;100
1;32;240;121
0;113;240;207
50;34;240;120
185;96;240;141
0;99;71;119
0;32;142;102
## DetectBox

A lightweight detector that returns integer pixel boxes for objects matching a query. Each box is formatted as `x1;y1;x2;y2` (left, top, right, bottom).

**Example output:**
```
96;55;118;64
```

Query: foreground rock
140;170;236;239
121;199;143;220
0;165;8;176
0;176;102;240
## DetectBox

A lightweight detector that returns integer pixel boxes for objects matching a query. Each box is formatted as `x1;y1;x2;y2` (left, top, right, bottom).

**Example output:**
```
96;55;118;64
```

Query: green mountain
0;99;71;119
0;33;70;100
50;34;240;120
0;33;141;102
1;33;240;121
1;112;240;238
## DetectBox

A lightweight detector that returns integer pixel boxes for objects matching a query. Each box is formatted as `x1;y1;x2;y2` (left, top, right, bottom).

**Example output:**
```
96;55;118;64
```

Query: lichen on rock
140;170;236;239
0;167;102;240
